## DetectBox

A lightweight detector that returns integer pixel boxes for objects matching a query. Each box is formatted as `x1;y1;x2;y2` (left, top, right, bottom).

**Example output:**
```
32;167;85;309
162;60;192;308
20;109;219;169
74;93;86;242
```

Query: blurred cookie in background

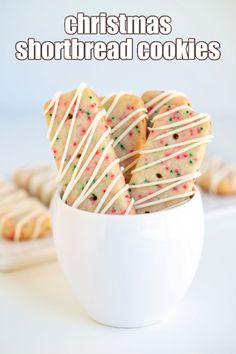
198;155;236;195
14;165;57;206
0;179;51;241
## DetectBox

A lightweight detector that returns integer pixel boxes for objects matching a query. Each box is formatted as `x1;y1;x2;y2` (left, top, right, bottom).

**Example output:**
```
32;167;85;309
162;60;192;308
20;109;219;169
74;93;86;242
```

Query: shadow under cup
51;188;204;328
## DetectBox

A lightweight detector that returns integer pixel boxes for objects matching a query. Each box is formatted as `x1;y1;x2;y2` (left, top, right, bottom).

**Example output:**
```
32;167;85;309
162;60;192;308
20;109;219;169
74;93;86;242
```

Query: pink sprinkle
182;184;187;190
173;186;178;192
165;166;169;171
86;167;90;172
105;155;109;161
73;142;77;147
129;131;133;136
82;128;86;134
103;189;106;193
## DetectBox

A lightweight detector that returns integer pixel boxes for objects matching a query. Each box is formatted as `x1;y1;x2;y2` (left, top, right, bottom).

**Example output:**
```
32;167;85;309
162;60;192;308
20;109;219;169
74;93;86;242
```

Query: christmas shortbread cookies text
15;12;221;61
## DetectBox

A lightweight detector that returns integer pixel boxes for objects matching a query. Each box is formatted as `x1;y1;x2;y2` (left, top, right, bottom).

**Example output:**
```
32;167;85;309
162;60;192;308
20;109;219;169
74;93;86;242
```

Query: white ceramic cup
51;188;204;328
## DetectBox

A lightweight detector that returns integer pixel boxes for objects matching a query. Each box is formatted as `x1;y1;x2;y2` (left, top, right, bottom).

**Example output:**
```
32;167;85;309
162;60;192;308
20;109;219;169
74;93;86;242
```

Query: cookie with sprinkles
198;155;236;195
0;180;51;241
14;165;57;206
129;104;212;213
142;90;191;126
101;93;147;183
43;84;135;215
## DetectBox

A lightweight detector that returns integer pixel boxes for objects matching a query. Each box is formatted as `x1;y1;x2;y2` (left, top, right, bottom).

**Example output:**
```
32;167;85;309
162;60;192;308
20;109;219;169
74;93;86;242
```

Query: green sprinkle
128;188;132;192
189;153;193;157
112;116;115;120
200;127;204;131
170;169;173;173
135;125;139;129
81;186;84;190
105;174;108;177
189;160;193;164
89;96;93;99
144;179;150;183
49;113;52;117
165;143;169;146
56;137;59;141
169;118;173;122
92;179;96;184
86;112;90;115
119;143;125;150
101;147;105;151
185;110;189;114
177;172;181;176
73;164;77;170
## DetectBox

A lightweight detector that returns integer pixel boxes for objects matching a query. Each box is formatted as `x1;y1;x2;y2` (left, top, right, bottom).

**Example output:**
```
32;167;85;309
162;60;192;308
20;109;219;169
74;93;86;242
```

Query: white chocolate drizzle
94;171;123;213
124;198;135;215
100;184;129;214
45;85;133;214
102;92;147;165
144;90;188;118
131;105;212;210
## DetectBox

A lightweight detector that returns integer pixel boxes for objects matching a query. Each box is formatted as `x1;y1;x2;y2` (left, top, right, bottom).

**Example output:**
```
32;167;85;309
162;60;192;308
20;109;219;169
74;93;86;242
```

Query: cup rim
53;187;201;220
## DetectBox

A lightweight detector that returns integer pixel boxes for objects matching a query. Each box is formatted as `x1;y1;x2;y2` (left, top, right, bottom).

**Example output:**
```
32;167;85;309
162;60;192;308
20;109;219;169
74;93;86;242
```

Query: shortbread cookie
14;165;57;206
43;84;135;215
129;104;212;213
101;93;147;182
0;180;51;241
198;156;236;195
142;90;191;126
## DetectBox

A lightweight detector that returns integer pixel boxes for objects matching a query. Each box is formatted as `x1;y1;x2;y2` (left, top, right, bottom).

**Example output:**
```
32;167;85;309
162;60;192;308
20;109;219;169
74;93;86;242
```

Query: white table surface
0;212;235;354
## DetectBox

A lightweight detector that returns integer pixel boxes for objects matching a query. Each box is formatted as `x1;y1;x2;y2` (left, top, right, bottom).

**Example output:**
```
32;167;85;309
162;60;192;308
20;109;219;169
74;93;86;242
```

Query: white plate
201;190;236;218
0;235;56;272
